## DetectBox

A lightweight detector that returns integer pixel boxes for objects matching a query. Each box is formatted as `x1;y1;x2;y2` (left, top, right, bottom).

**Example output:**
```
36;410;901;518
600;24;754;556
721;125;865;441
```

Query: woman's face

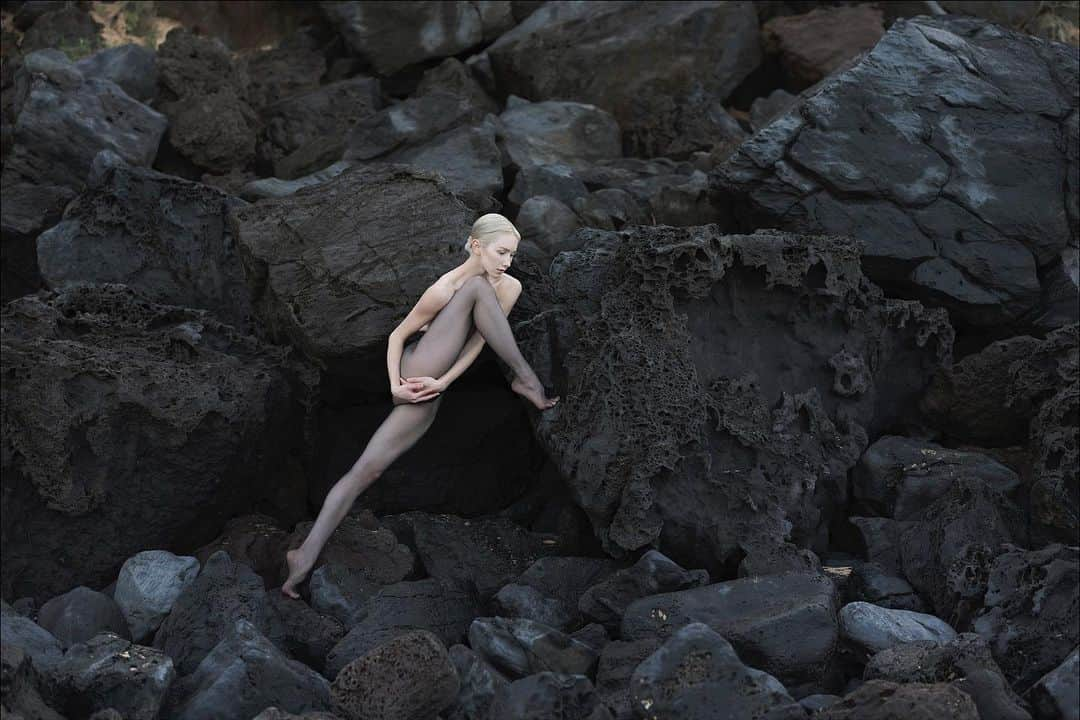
474;232;519;276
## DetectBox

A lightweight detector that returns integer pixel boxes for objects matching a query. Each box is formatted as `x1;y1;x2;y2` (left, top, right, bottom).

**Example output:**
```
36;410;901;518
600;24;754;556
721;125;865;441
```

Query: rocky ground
1;1;1078;719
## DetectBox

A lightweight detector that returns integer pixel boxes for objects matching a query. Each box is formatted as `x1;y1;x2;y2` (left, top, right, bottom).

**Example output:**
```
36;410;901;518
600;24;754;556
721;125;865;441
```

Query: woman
282;213;559;598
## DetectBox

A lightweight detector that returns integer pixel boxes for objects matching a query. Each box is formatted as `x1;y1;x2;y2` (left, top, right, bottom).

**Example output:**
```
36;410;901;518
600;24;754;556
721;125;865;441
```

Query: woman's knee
463;275;495;297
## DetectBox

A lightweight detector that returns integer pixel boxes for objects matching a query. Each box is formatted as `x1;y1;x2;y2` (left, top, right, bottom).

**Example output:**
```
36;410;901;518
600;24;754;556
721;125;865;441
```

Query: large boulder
0;644;65;720
1;49;166;191
515;225;952;572
468;617;599;678
839;602;957;656
113;550;200;643
0;182;75;302
37;152;255;333
577;550;708;632
75;44;158;104
0;286;315;602
972;544;1079;692
761;4;885;88
228;163;475;377
487;672;605;720
1026;649;1079;720
819;679;980;719
36;586;129;649
629;623;805;720
487;1;761;157
620;571;839;689
57;632;175;720
713;15;1079;333
320;1;513;76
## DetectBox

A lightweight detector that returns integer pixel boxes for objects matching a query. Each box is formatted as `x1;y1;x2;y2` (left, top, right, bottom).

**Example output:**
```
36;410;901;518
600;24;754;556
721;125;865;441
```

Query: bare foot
281;548;314;599
512;376;559;410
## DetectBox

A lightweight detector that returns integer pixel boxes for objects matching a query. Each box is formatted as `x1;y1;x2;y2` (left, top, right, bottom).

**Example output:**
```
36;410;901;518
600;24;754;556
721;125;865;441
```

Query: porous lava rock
713;15;1079;333
516;225;952;573
1;286;315;602
819;679;979;719
228;163;476;378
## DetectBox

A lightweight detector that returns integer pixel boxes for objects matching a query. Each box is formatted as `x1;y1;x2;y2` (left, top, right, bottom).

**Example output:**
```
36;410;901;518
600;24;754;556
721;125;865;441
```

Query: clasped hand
391;376;445;404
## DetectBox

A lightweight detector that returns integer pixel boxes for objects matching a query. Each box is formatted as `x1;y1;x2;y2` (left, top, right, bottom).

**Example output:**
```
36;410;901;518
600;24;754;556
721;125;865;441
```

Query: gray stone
58;632;175;720
0;602;63;675
468;617;598;678
444;644;509;720
37;586;129;649
492;584;575;630
630;623;805;720
840;601;957;655
1026;648;1079;720
75;44;158;103
488;672;604;720
308;563;383;628
494;98;621;173
113;551;200;642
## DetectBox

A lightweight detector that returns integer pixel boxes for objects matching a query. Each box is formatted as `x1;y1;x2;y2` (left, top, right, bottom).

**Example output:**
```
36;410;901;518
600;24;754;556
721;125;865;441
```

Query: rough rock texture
75;44;158;103
258;76;381;178
847;562;924;612
308;564;384;628
228;163;476;377
494;98;622;174
819;679;980;719
36;586;129;649
492;584;575;630
487;1;762;157
761;4;885;88
324;578;481;679
330;630;458;720
152;551;267;676
713;15;1079;332
1;49;167;191
0;182;75;302
899;479;1024;628
594;638;662;720
398;512;561;600
839;602;957;655
620;571;839;688
57;632;175;720
487;672;604;720
259;589;346;675
1;286;315;602
516;225;952;572
37;151;255;333
113;550;200;643
18;4;102;55
444;644;508;720
1004;325;1079;543
468;617;598;678
0;602;63;676
320;1;512;76
194;514;290;588
237;35;326;114
166;619;332;720
577;550;708;632
865;634;1031;720
285;513;416;587
0;644;65;720
853;435;1021;520
630;623;805;720
515;557;622;619
972;544;1079;691
1026;649;1079;720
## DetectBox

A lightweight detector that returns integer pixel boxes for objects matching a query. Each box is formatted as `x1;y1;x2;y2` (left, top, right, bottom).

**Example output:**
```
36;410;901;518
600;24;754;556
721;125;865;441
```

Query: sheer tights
282;275;542;596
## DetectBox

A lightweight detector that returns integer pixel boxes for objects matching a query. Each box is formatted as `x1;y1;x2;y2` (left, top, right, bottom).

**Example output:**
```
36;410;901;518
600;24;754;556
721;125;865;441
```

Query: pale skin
282;231;559;598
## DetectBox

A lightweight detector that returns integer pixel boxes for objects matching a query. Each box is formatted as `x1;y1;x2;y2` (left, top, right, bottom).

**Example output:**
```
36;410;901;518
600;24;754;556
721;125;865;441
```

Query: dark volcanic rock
194;514;290;589
259;589;346;675
75;44;158;104
839;602;956;656
468;617;598;678
578;550;708;632
714;15;1079;332
819;679;980;719
36;586;129;649
399;512;561;600
114;550;200;643
444;644;508;720
516;225;951;573
515;557;622;617
853;435;1021;520
1;286;315;602
972;544;1079;692
488;672;604;720
620;571;839;688
0;182;75;303
0;644;65;720
284;512;416;588
594;638;662;720
166;619;332;720
37;152;255;334
1025;648;1079;720
228;163;475;377
492;584;575;630
487;1;761;157
761;4;884;88
324;578;481;679
629;623;805;720
1;49;166;191
331;630;458;720
57;632;175;720
899;479;1024;628
865;633;1031;720
0;601;63;676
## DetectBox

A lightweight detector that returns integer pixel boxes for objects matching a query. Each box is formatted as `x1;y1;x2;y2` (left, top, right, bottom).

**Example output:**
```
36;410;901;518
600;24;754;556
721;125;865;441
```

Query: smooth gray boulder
167;619;332;720
620;571;839;688
1026;648;1079;720
37;586;129;649
58;632;175;720
114;551;200;642
444;643;509;720
308;563;383;628
840;602;957;655
494;98;621;173
0;602;63;675
630;623;805;720
2;49;167;191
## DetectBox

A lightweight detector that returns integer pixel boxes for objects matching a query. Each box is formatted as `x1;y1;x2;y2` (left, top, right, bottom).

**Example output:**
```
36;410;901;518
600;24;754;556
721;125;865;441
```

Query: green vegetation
122;0;160;48
57;35;95;60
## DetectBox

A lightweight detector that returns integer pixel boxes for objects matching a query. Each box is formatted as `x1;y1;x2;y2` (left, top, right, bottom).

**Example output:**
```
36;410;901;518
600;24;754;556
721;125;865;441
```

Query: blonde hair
463;213;521;256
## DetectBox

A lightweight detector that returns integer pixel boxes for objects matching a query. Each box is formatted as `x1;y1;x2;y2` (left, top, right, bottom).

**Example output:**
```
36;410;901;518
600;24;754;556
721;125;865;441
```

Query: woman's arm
433;279;522;390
